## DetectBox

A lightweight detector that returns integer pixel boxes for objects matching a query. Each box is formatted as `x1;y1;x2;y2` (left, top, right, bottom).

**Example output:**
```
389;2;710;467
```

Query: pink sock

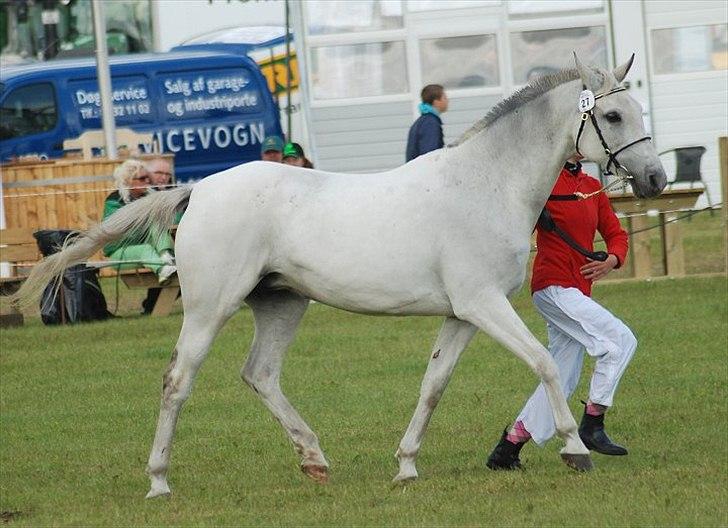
505;420;531;444
586;401;607;416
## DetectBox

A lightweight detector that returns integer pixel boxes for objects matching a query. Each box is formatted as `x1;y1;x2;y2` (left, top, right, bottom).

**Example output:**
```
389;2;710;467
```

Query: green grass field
1;274;726;526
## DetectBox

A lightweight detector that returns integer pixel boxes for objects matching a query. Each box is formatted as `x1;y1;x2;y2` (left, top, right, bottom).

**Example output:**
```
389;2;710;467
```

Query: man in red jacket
486;157;636;470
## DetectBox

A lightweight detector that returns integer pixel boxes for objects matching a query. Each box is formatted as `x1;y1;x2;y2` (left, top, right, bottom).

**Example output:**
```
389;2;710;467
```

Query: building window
508;0;603;17
305;1;403;36
651;24;728;75
310;41;408;100
0;83;57;140
419;34;499;89
510;26;607;84
407;0;500;11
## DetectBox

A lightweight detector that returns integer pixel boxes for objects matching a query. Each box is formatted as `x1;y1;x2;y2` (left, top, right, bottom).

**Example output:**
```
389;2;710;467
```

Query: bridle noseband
575;85;652;186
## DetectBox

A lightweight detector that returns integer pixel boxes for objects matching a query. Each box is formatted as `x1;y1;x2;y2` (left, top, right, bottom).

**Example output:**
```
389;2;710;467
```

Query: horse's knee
534;353;559;385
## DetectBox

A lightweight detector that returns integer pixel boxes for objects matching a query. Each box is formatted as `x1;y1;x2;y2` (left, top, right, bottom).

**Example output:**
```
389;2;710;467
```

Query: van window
0;83;57;140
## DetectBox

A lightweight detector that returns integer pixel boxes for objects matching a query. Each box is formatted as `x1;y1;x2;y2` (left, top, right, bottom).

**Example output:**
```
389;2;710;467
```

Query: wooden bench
0;228;41;327
0;228;180;323
105;224;180;317
114;268;180;317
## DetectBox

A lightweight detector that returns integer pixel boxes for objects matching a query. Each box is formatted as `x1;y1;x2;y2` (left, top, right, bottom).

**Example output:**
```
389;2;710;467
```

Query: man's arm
581;194;629;282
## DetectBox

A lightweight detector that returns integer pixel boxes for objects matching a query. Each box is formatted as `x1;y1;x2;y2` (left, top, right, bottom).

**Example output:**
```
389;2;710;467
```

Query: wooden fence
1;154;174;232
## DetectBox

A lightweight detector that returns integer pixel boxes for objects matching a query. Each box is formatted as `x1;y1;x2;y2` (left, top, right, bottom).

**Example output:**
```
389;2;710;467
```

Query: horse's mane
449;68;593;147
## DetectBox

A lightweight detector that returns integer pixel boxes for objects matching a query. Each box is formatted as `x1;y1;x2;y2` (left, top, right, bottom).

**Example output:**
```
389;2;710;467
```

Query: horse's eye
605;111;622;123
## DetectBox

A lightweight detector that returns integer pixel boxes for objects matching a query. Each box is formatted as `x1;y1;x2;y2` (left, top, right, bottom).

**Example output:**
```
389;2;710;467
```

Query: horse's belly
264;272;454;316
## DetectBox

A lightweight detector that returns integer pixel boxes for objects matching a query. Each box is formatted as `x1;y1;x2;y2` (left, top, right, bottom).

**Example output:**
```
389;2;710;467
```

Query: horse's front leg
455;291;592;471
394;317;477;482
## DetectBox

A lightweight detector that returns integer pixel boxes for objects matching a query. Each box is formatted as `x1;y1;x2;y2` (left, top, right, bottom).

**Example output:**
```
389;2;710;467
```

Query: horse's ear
573;51;604;92
613;53;635;83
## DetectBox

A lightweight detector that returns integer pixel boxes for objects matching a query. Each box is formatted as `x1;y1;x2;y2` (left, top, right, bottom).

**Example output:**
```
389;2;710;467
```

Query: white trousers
518;286;637;445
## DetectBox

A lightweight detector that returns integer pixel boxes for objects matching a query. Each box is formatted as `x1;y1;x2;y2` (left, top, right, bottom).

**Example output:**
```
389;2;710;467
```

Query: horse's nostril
649;172;658;188
647;170;665;191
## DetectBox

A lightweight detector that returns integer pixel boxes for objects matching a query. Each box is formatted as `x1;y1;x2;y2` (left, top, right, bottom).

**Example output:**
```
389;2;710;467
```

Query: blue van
0;51;283;182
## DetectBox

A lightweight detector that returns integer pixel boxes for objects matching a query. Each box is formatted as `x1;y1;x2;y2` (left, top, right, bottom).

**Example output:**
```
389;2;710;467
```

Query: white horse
13;54;666;498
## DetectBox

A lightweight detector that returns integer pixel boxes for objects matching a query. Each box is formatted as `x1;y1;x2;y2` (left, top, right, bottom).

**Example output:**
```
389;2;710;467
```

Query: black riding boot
486;429;525;470
578;403;628;456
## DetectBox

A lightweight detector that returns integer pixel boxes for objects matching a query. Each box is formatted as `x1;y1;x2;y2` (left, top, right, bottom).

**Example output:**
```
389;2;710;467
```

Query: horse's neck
454;82;577;226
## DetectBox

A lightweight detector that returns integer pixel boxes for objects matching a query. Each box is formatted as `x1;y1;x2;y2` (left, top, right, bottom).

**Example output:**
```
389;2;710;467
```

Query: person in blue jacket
406;84;449;162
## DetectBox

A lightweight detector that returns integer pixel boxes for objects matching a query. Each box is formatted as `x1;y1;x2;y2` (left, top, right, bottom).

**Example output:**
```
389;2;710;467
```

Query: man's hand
581;254;619;282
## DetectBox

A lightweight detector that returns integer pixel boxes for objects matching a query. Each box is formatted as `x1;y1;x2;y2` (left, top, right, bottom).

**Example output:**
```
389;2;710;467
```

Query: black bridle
575;86;652;180
535;85;652;263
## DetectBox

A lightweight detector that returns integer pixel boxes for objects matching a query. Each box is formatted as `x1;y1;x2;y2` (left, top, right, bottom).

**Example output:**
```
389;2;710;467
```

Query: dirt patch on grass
1;510;22;523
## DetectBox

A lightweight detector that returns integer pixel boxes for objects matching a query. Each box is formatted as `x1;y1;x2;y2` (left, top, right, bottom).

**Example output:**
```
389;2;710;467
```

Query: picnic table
608;188;704;278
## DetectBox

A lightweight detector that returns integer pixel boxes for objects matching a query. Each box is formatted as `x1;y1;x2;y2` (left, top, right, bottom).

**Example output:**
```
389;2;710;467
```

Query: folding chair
658;146;713;214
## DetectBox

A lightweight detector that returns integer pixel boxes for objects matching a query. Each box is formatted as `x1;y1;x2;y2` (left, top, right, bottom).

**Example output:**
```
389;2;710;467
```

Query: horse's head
572;53;666;198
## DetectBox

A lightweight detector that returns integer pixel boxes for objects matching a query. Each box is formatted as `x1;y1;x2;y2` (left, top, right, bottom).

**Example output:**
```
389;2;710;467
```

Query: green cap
282;142;304;159
261;135;284;154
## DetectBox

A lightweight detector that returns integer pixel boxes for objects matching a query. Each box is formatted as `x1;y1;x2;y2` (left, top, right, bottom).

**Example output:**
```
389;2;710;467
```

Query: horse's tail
9;186;194;309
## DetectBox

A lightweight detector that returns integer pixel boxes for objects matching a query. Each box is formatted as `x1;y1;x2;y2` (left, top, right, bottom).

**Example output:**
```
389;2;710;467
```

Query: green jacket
102;190;184;256
102;191;146;256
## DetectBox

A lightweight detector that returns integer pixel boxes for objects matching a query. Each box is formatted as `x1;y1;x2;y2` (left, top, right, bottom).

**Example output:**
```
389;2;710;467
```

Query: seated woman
102;159;176;285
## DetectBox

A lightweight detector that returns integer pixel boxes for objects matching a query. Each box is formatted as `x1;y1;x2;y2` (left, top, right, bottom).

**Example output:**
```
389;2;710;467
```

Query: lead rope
573;177;629;200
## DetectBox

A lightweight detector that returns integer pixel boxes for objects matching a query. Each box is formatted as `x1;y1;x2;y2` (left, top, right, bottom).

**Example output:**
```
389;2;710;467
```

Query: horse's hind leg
456;293;592;471
242;288;329;482
395;317;477;482
145;262;259;498
145;304;237;498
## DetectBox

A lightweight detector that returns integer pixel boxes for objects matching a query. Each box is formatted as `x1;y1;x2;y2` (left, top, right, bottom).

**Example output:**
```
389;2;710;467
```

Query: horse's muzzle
634;166;667;198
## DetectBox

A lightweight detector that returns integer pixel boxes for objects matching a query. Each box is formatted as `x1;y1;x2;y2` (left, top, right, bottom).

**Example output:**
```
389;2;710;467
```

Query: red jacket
531;167;628;297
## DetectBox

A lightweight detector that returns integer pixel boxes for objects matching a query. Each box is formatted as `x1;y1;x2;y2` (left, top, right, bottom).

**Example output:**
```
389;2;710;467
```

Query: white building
285;0;727;206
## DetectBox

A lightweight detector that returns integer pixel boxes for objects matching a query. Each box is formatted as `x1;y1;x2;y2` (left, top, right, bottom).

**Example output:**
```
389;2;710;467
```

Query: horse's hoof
560;452;594;472
145;485;171;499
392;472;417;485
301;464;329;484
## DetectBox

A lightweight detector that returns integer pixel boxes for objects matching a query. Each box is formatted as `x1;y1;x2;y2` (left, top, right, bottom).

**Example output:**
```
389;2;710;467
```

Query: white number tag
578;90;595;112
